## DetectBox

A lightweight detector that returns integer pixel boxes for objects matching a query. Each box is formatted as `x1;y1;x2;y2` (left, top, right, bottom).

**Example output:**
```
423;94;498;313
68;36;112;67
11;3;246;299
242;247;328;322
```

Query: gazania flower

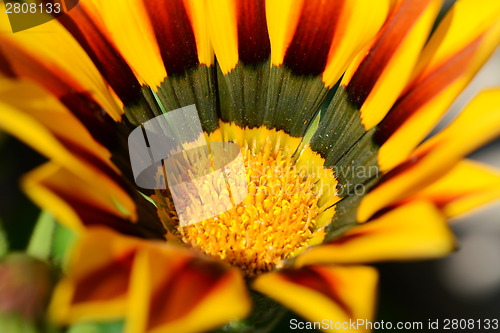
1;0;500;332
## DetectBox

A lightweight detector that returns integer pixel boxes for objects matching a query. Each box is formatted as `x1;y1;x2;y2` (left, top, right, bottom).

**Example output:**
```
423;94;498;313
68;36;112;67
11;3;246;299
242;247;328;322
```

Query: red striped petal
143;0;199;76
48;0;143;105
343;0;441;130
376;0;500;170
253;265;378;332
282;0;344;76
237;0;271;65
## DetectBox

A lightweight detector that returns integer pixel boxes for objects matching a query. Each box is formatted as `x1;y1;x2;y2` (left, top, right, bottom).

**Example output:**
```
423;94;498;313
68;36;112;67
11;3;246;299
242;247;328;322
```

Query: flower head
1;0;500;332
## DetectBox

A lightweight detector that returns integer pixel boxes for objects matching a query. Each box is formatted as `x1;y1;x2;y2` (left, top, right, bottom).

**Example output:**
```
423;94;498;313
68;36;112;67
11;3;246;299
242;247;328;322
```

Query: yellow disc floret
154;127;337;277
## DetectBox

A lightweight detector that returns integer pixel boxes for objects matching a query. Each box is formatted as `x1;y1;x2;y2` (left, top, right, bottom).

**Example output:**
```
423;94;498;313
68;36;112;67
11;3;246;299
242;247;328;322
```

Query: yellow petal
322;0;391;87
408;160;500;218
37;0;146;105
296;201;455;267
266;0;389;81
359;89;500;222
126;243;250;333
0;81;136;221
377;0;500;171
0;2;123;120
417;89;500;156
22;163;133;233
184;0;214;66
139;0;204;76
206;0;238;74
414;0;500;80
95;0;167;87
49;227;142;324
343;0;442;130
0;80;115;169
22;164;85;233
252;265;378;333
266;0;303;67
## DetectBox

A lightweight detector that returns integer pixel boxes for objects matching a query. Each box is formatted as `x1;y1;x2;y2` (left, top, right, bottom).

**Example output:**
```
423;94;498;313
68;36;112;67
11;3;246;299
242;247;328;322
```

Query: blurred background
1;0;500;332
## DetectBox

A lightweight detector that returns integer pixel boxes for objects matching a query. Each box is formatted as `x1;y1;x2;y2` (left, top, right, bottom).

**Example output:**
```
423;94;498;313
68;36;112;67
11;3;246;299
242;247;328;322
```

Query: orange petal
252;265;378;333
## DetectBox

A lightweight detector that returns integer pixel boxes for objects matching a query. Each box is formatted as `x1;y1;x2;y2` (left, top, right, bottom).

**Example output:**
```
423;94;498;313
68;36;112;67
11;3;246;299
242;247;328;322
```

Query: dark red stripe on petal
40;175;163;238
143;0;199;76
0;47;16;78
59;92;124;146
432;194;465;210
46;1;143;105
346;0;433;109
376;142;439;186
147;259;227;330
364;204;400;222
282;267;353;317
374;36;482;144
67;195;162;238
330;230;374;246
72;250;135;304
58;139;125;187
0;42;118;147
237;0;271;65
283;0;343;76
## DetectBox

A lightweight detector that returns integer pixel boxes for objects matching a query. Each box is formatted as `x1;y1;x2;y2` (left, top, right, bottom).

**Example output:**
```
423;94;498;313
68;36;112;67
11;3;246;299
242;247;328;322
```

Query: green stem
213;292;288;333
26;211;55;260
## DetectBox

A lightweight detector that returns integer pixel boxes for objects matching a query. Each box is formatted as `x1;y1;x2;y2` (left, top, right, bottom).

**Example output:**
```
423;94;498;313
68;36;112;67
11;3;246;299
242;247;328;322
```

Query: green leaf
293;110;321;159
67;321;124;333
0;218;9;257
301;110;321;147
0;314;39;333
214;292;287;333
138;191;157;208
25;211;76;266
26;211;55;260
51;222;76;267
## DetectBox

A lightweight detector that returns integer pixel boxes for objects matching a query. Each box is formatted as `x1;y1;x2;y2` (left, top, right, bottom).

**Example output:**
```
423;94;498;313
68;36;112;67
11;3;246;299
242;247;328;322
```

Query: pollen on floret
156;136;326;277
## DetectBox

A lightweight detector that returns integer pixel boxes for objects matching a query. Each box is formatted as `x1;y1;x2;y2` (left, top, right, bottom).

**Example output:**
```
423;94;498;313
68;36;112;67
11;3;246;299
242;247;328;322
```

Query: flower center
157;140;322;277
